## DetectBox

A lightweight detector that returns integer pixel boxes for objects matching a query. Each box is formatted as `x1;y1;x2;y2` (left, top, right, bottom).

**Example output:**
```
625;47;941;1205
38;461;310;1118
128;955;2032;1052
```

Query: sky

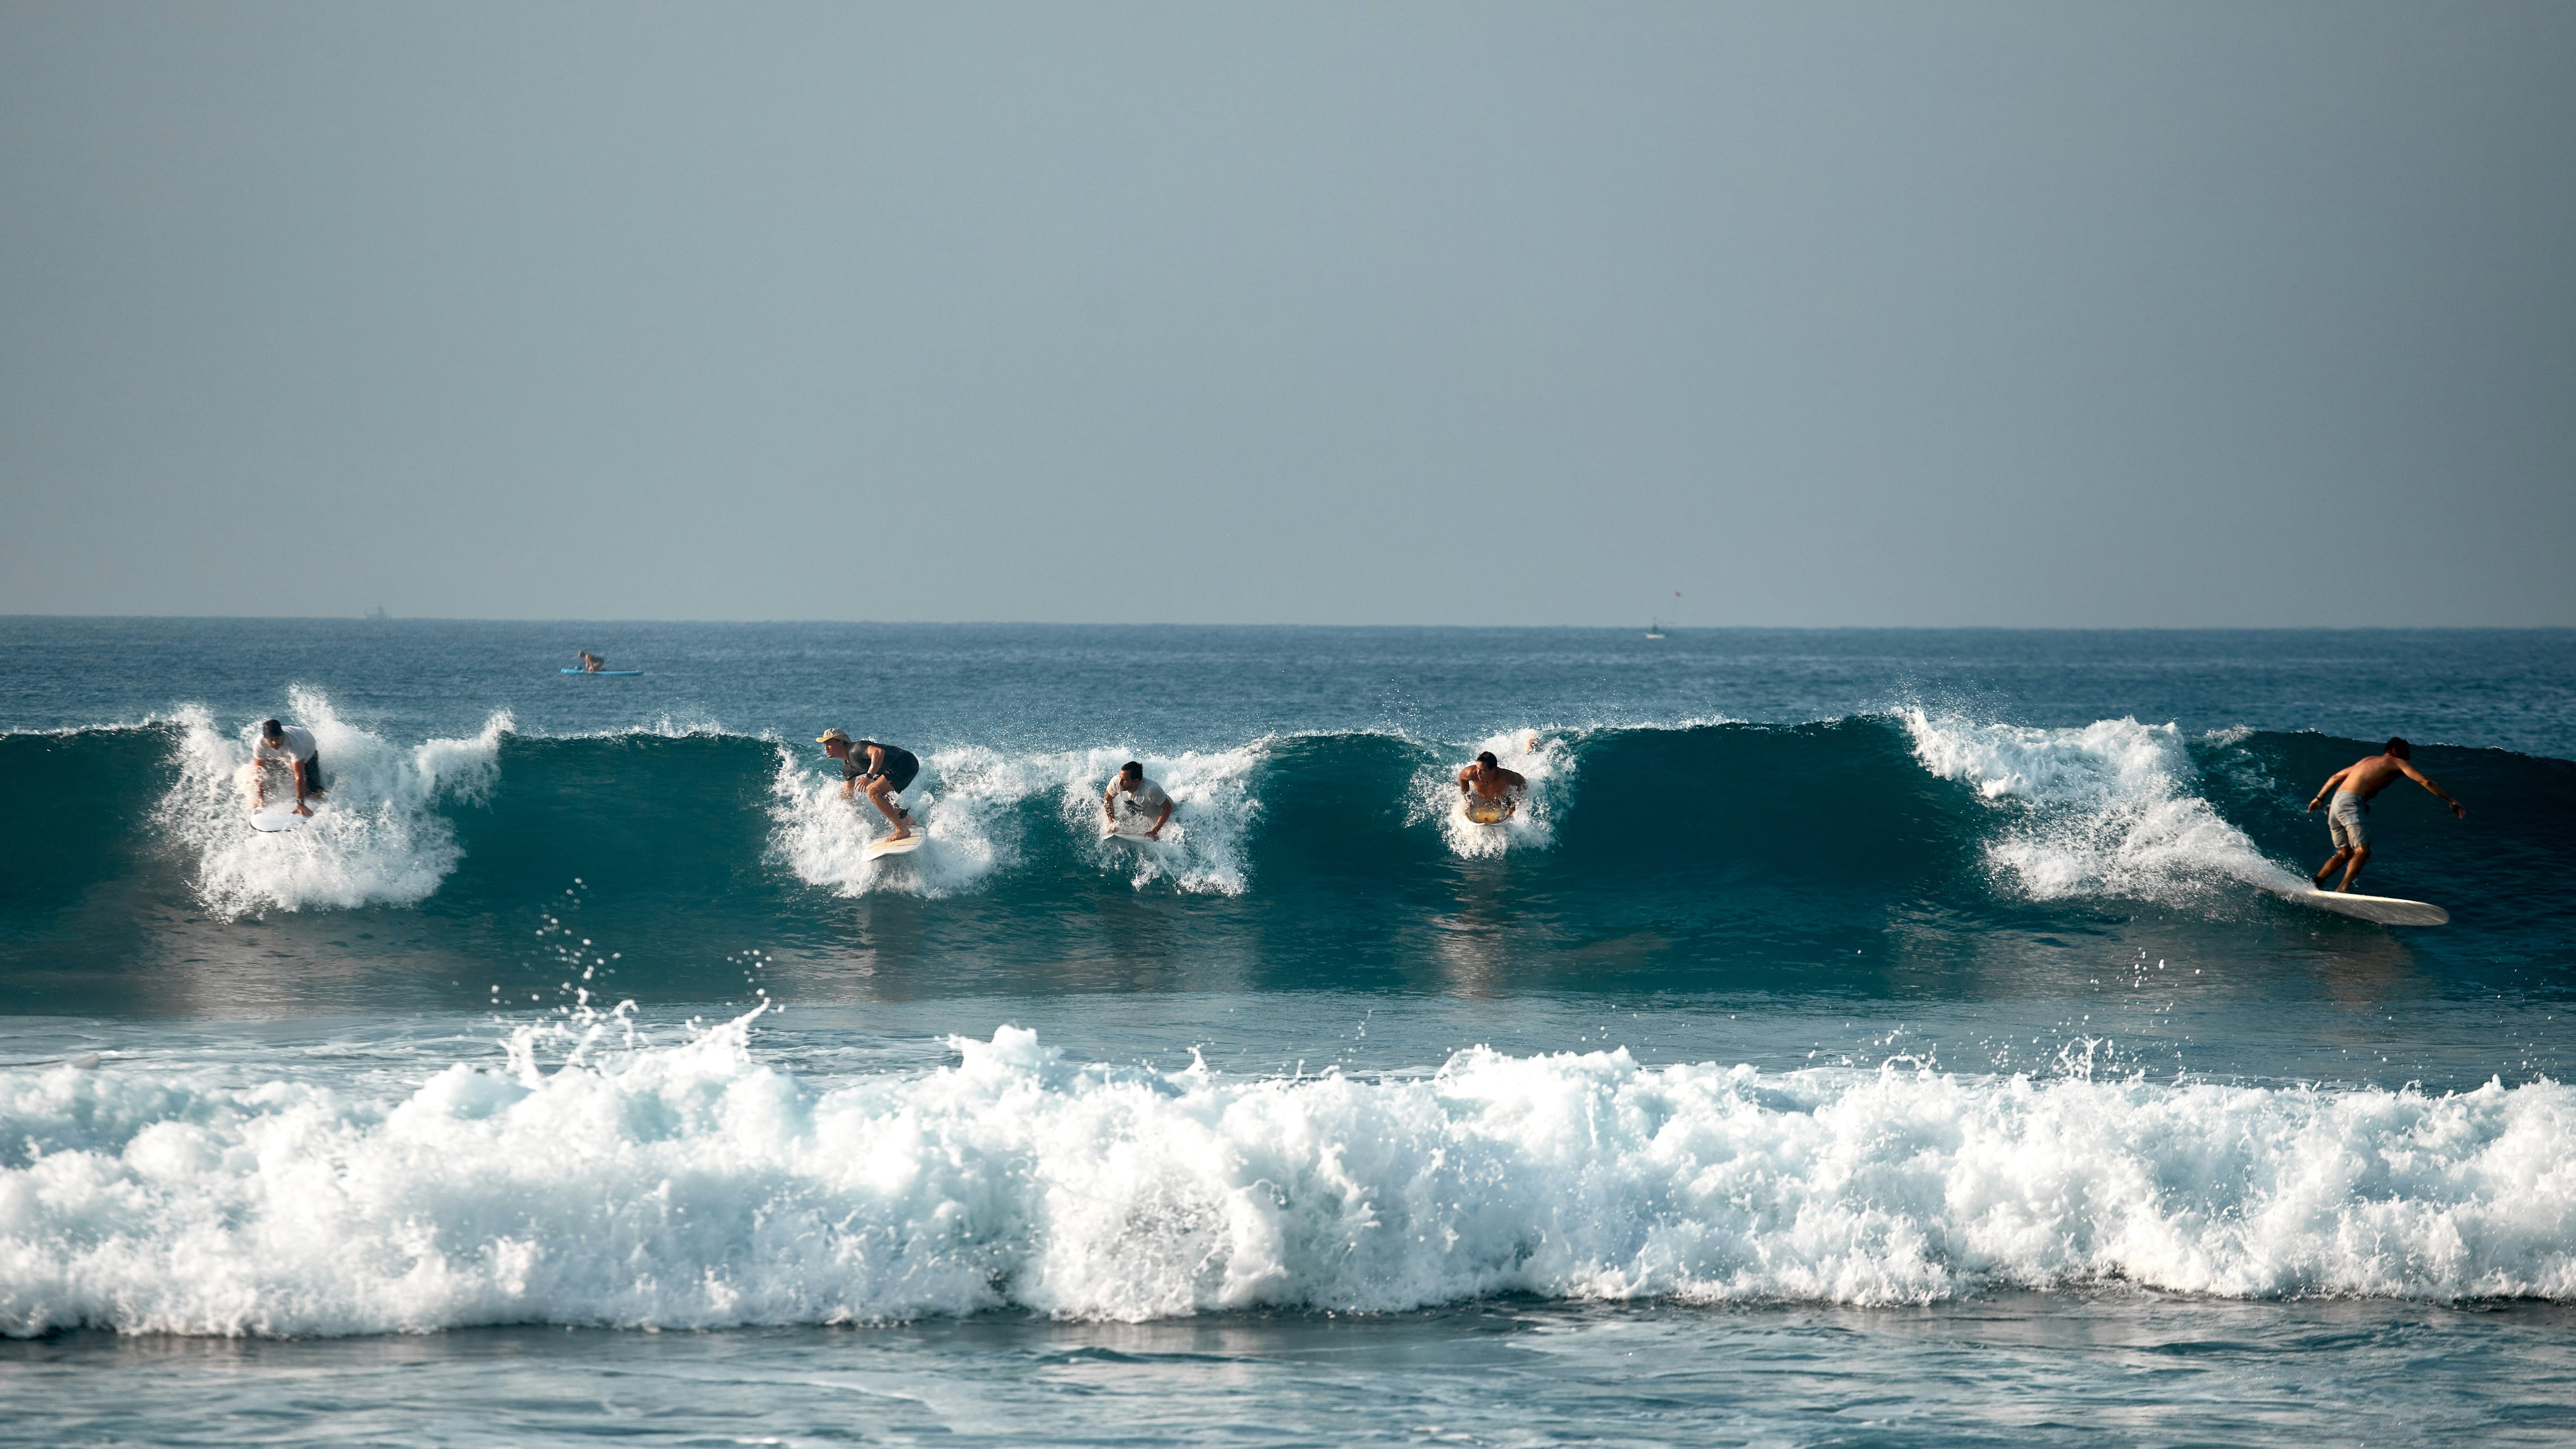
1;1;2571;627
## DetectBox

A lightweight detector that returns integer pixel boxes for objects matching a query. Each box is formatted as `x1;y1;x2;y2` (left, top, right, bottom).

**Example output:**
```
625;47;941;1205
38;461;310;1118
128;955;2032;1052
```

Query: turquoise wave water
5;709;2563;1015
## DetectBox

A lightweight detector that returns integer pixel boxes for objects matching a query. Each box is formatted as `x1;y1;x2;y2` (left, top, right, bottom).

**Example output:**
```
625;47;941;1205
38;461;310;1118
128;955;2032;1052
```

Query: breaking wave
5;1019;2572;1336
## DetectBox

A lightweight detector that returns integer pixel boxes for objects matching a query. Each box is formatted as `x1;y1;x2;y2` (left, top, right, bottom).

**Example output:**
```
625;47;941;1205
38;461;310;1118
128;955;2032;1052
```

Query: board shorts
876;757;919;794
2327;791;2367;850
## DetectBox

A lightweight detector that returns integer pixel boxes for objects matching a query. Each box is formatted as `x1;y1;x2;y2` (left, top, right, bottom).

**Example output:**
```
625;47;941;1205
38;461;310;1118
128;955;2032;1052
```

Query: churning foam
768;744;1005;898
1904;711;2303;903
1417;730;1573;859
769;742;1263;897
6;1020;2572;1337
155;690;504;917
1048;745;1261;894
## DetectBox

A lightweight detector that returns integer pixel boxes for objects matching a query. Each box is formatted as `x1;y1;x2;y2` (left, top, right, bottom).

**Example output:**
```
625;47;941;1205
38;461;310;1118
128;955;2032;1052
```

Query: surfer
1457;752;1526;820
575;652;605;672
820;728;920;840
2306;738;2465;892
1103;762;1174;840
251;718;326;817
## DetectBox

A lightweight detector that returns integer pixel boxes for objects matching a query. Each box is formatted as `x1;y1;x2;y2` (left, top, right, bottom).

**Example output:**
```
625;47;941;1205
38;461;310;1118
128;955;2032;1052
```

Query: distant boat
1646;590;1678;638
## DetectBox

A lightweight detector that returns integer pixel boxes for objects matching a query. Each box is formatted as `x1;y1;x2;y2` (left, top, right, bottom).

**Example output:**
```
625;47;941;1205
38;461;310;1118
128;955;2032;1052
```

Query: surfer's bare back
2306;737;2464;893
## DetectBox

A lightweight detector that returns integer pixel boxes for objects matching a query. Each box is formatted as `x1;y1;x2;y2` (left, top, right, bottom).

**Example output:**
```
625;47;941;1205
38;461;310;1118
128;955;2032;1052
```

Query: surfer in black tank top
817;729;921;839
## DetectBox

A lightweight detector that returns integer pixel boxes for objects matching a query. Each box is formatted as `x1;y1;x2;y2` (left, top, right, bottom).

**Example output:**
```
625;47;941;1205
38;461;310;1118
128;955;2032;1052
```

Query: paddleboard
562;668;642;675
864;831;927;861
248;802;310;833
2279;887;2448;927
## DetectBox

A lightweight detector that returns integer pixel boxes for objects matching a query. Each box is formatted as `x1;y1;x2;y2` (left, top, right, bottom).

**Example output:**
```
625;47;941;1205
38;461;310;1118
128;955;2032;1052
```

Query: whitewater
8;1015;2576;1340
4;620;2573;1446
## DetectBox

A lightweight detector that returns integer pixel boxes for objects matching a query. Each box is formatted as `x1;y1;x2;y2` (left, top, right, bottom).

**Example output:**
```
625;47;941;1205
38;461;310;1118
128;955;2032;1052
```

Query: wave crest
1904;710;2303;902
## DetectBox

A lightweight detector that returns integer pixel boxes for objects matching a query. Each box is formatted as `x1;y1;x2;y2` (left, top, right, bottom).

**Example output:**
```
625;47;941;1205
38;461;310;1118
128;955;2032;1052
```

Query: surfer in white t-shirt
251;718;326;817
1104;762;1174;840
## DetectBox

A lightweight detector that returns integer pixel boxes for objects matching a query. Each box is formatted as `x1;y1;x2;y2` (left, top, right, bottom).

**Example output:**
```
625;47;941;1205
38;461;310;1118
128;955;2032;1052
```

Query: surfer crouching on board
576;651;605;672
251;718;326;818
820;729;921;841
1458;752;1526;822
2307;737;2464;892
1104;762;1174;840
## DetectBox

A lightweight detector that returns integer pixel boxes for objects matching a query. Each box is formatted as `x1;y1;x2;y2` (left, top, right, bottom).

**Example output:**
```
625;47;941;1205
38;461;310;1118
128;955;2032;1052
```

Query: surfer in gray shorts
2305;738;2465;893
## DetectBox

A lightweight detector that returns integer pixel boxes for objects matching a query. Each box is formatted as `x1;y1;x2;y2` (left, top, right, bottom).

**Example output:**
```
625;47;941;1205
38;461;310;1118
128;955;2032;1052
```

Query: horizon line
4;615;2572;632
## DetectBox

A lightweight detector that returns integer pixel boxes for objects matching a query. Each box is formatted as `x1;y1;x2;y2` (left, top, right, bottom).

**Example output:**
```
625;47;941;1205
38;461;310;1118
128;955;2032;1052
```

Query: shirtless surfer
820;728;921;841
575;652;605;672
2306;738;2464;892
1457;751;1526;822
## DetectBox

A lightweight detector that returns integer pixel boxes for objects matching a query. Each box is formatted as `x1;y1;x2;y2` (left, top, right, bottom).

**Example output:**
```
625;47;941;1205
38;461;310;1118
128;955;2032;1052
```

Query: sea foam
1904;711;2304;903
6;1021;2571;1338
155;691;505;917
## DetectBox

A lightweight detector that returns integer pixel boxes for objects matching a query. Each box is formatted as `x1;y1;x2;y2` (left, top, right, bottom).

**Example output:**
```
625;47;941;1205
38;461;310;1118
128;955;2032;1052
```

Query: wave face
2;709;2567;1007
5;1020;2571;1336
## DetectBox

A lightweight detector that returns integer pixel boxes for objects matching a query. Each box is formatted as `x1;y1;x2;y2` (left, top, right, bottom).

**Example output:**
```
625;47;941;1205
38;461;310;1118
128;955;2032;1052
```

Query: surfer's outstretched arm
2398;762;2466;818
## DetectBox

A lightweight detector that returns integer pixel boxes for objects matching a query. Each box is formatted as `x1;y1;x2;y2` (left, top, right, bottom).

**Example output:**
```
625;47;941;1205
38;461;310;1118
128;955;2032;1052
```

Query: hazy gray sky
2;2;2570;625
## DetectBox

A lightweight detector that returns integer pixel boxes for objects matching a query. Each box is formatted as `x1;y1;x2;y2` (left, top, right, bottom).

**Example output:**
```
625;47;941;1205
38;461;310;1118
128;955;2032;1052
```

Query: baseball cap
815;728;849;744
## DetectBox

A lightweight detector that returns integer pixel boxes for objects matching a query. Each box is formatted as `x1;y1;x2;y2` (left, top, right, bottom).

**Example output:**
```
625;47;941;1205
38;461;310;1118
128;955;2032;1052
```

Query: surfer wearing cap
1103;762;1175;840
1457;752;1526;821
819;729;921;840
2306;738;2465;893
251;718;326;817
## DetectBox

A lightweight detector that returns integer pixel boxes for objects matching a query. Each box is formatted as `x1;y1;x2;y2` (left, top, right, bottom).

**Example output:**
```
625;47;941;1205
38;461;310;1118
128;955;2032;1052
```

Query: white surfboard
2279;888;2448;927
863;831;927;861
248;802;310;833
1102;826;1158;843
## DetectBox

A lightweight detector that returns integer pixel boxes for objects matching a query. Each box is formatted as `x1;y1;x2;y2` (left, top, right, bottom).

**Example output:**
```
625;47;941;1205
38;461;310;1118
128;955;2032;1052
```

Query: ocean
3;618;2572;1446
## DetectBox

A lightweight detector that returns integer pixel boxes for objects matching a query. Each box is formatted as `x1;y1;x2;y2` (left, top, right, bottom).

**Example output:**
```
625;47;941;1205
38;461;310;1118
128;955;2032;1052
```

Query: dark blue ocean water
4;620;2572;1445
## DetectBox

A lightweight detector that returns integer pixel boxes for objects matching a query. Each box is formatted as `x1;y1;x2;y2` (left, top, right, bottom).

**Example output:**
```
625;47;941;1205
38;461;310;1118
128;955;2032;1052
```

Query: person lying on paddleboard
2306;737;2464;893
251;718;326;818
1104;761;1175;840
1458;751;1526;820
820;728;920;841
575;651;605;672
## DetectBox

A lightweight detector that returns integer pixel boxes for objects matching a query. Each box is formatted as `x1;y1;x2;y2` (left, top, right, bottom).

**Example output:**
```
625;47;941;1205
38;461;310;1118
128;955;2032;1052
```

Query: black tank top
848;743;919;781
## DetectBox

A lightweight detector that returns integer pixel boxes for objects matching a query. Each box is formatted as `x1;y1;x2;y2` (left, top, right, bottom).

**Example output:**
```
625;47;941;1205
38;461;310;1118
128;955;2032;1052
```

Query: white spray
154;690;505;917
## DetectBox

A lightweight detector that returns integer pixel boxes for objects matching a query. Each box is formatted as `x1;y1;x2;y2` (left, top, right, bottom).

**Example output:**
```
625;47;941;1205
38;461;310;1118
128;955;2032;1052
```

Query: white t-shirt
253;725;317;765
1110;778;1171;829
